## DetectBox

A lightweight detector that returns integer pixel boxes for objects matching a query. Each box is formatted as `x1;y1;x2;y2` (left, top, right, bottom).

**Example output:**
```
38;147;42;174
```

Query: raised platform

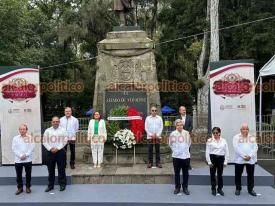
0;165;72;185
0;163;273;186
0;184;275;205
70;163;274;186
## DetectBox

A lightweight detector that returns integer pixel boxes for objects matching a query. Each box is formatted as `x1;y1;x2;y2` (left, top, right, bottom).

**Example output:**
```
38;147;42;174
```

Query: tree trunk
150;0;158;39
210;0;219;62
196;0;219;130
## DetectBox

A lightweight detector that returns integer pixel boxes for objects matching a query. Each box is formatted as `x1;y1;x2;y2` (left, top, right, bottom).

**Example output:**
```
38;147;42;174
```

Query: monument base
113;26;141;31
83;144;172;164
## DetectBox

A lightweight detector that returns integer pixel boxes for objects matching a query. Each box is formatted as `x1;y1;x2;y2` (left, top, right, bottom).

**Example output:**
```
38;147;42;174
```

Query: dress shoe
70;164;75;169
45;187;54;192
60;185;66;191
183;188;190;195
235;189;241;196
217;189;224;196
15;188;23;195
147;163;152;168
156;163;162;168
174;188;180;194
26;187;31;193
211;189;216;196
248;190;257;196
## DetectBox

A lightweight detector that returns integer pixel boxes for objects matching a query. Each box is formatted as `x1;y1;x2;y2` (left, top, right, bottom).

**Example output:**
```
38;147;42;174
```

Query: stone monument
87;5;168;165
114;0;137;27
93;30;161;116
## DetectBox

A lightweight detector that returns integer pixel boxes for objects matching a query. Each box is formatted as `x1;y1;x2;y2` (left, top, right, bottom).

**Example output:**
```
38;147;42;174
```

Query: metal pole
259;76;262;138
116;148;118;165
133;145;136;164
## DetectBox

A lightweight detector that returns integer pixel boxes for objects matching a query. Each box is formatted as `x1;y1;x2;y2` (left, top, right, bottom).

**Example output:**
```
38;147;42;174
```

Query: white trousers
91;143;104;165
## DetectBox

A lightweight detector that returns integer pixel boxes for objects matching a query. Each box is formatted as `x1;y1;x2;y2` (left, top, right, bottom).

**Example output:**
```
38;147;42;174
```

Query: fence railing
257;130;275;160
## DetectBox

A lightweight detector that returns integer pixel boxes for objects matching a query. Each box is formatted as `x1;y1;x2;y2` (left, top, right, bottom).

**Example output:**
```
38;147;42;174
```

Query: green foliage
106;106;128;142
156;0;206;109
109;106;128;116
195;79;205;89
1;0;275;116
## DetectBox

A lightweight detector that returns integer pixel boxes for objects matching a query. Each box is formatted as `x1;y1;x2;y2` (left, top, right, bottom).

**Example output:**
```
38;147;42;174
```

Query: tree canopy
0;0;274;119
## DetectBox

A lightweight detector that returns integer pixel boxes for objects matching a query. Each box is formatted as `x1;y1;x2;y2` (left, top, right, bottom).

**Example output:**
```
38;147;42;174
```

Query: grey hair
240;123;249;130
174;119;183;126
19;124;28;130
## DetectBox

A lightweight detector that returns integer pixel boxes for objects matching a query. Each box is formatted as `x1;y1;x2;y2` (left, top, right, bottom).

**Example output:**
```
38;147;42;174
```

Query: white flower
113;129;136;150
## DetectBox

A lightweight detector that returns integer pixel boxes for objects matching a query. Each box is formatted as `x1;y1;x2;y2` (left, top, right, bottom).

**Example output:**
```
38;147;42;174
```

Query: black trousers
15;162;32;189
148;139;160;164
47;149;66;188
235;163;255;192
209;154;225;190
65;140;76;165
173;158;190;189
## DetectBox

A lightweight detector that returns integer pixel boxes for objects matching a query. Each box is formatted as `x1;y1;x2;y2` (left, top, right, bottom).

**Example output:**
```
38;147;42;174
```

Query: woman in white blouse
87;111;107;168
205;127;229;196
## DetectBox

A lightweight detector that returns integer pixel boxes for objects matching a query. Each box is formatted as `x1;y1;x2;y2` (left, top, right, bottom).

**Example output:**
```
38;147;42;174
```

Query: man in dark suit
175;106;193;169
175;106;193;133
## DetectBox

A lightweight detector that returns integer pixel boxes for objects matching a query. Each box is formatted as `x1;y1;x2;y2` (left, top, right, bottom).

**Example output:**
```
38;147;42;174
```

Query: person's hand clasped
244;155;251;161
151;134;157;140
20;154;27;160
50;148;58;154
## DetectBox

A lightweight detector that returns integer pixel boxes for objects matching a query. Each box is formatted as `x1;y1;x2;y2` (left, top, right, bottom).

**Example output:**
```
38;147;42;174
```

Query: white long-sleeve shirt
169;129;191;159
233;133;258;164
43;126;68;151
145;115;163;139
60;116;79;140
12;135;35;163
205;137;229;165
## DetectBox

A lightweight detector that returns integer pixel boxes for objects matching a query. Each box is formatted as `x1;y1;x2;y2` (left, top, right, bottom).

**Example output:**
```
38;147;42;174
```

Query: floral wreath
107;106;145;149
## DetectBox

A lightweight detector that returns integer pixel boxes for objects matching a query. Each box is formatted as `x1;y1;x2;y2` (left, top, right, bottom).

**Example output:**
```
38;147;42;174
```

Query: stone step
70;164;274;186
0;184;274;205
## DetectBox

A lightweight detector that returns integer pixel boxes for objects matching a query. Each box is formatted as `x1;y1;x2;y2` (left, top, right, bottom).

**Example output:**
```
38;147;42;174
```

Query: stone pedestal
83;144;172;165
93;29;161;116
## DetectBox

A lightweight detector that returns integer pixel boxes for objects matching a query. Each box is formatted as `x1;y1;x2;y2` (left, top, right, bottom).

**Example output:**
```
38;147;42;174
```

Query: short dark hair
64;107;72;111
52;116;59;121
212;127;221;133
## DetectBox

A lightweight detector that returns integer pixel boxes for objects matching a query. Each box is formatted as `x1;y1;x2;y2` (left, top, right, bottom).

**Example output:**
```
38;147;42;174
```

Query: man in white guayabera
12;124;35;195
60;107;79;169
233;123;258;197
43;116;68;192
145;105;163;168
169;119;191;195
